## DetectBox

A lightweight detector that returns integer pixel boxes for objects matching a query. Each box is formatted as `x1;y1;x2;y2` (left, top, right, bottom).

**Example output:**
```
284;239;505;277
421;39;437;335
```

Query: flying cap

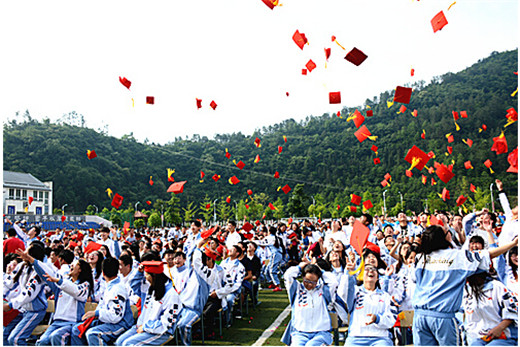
350;206;357;212
456;195;467;206
345;47;367;66
119;76;131;89
247;189;253;196
210;101;217;110
306;60;316;72
507;148;518;173
435;163;455;183
212;174;221;182
374;158;380;165
200;227;217;239
268;203;276;210
292;30;308;50
281;184;291;194
404;145;430;171
274;171;280;178
354;125;374;143
491;132;508;155
84;241;102;254
242;222;254;232
167;181;187;194
229;176;240;185
141;261;164;274
196;98;202;109
431;11;448;33
236;161;245;170
363;200;373;210
366;109;373;117
441;187;450;201
87;150;97;160
351;194;361;205
393;86;413;104
350;220;370;256
464;161;473;170
111;193;123;209
329;92;341;104
146;96;155;105
352;110;365;128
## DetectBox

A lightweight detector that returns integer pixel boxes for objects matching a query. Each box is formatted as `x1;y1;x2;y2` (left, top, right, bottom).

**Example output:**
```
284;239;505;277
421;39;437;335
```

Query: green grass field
186;289;290;346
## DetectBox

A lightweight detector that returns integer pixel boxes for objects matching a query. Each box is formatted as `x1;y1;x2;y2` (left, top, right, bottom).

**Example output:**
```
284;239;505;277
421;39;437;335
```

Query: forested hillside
4;50;518;223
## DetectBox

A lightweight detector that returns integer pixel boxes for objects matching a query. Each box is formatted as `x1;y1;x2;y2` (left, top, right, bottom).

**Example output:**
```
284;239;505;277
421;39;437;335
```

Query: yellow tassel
349;257;364;276
131;98;134;107
334;40;346;50
408;157;422;171
448;1;456;10
490;168;495;174
462;204;468;213
511;88;518;97
367;135;378;141
387;100;394;108
455;121;460;131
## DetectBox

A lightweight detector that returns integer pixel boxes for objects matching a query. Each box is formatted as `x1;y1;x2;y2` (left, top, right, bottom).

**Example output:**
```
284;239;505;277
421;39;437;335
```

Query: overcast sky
1;0;518;144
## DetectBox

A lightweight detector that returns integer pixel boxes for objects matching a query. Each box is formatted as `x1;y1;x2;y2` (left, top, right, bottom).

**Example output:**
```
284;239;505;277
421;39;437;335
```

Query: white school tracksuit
463;279;518;346
175;248;220;345
338;273;398;346
281;265;338;346
256;234;283;286
32;260;90;346
70;276;134;346
115;281;183;346
214;256;245;327
413;248;491;346
3;262;50;346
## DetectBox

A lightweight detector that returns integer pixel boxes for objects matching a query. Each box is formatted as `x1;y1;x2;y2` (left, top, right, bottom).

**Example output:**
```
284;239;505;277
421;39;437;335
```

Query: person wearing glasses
338;260;398;346
281;262;339;346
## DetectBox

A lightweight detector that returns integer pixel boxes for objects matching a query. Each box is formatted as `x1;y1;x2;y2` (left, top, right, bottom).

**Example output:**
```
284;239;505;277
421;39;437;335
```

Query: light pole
61;204;68;214
311;195;316;218
93;205;98;214
213;199;218;224
490;183;495;212
135;201;141;212
398;191;403;210
382;190;388;216
233;200;238;220
425;198;428;213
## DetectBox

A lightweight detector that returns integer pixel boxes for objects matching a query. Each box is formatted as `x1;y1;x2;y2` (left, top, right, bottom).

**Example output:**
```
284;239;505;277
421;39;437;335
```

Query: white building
3;171;53;215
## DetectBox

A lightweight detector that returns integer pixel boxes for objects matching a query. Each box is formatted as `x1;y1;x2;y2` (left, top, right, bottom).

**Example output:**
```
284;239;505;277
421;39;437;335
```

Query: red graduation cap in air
363;200;373;210
281;184;291;194
435;163;455;183
210;101;217;110
345;47;368;66
507;148;518;173
394;86;413;104
351;194;361;206
229;176;240;185
306;60;317;72
212;174;221;182
350;220;370;256
329;92;341;104
354;125;373;143
196;98;202;109
292;30;308;50
242;222;254;232
236;161;245;170
119;76;131;89
274;171;280;179
146;96;155;105
87;150;97;160
111;193;123;209
167;181;187;194
456;195;467;206
404;145;430;171
352;110;365;128
431;11;448;33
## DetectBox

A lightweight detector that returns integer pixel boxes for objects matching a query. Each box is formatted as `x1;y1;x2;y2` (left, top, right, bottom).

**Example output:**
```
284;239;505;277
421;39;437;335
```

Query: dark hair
361;213;373;225
100;245;113;258
163;249;176;256
302;264;322;279
141;251;161;262
469;235;485;248
99;227;110;234
419;225;452;255
148;272;170;301
247;241;257;251
508;246;518;278
7;228;17;237
3;253;21;272
173;251;186;259
228;220;236;227
33;226;41;234
58;249;74;265
77;259;95;296
233;245;243;257
119;254;133;267
466;272;494;306
316;258;331;272
102;257;119;279
13;243;45;284
191;220;202;228
92;251;104;280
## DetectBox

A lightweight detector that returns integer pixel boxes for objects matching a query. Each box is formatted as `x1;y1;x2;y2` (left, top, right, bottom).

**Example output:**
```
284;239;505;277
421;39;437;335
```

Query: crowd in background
3;179;518;346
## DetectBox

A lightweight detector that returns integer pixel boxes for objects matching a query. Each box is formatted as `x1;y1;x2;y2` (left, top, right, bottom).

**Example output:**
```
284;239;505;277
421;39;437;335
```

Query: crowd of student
3;179;518;346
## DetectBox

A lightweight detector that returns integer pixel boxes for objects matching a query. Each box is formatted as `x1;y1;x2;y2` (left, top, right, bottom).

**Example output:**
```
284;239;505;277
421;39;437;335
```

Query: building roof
3;171;51;191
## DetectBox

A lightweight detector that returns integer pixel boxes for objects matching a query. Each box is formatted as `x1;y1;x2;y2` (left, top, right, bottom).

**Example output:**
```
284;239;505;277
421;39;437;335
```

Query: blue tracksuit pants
412;309;458;346
5;311;46;346
269;252;282;286
115;325;171;346
70;319;127;346
36;320;75;346
176;307;201;346
291;330;332;346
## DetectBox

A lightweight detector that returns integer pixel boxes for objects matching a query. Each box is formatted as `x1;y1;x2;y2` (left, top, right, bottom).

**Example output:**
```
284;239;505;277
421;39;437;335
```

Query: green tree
287;184;308;217
273;197;285;220
109;208;122;227
182;202;198;223
133;218;145;229
148;212;161;228
165;194;182;225
199;196;213;225
217;199;232;223
85;205;96;215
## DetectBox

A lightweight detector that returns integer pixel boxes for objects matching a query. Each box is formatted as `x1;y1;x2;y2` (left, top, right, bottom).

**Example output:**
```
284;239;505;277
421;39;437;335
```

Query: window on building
33;191;38;200
9;189;14;199
22;190;27;199
39;191;43;201
15;189;21;199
